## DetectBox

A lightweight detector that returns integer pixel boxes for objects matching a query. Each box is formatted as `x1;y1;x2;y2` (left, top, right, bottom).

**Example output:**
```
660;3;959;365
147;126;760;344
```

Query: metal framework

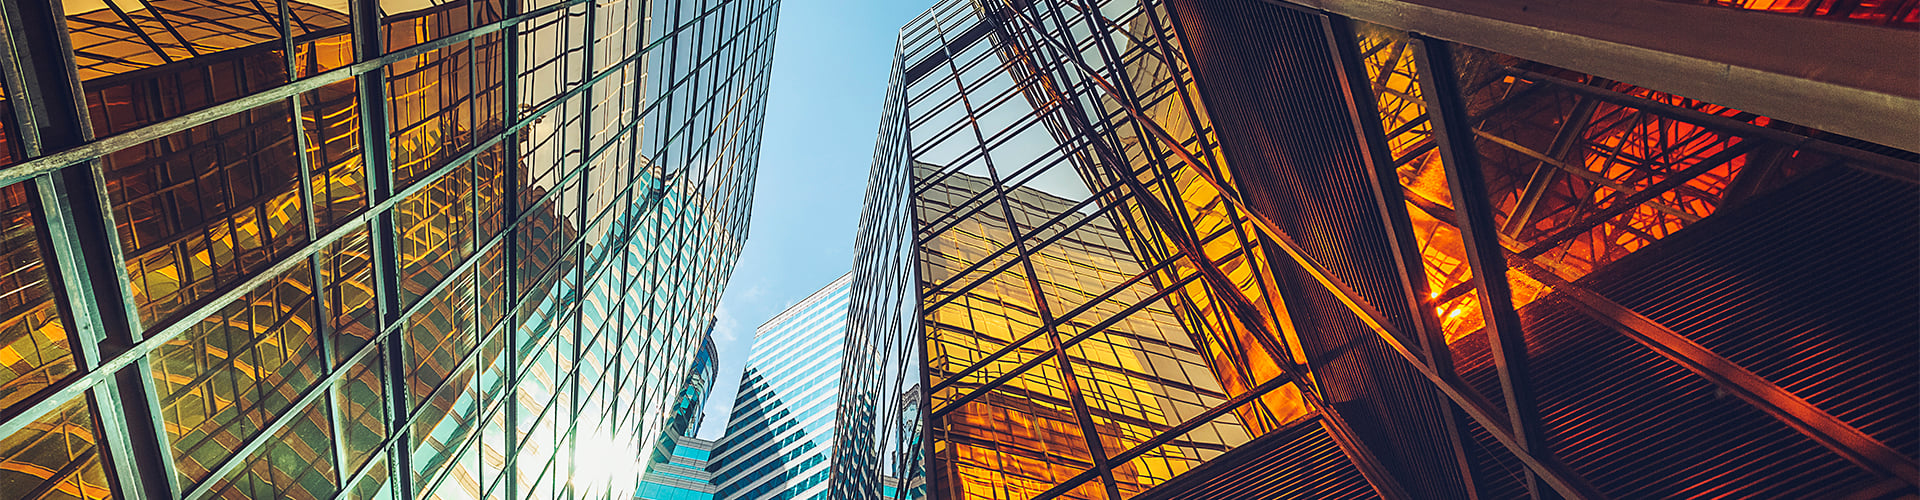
0;0;778;500
835;0;1918;499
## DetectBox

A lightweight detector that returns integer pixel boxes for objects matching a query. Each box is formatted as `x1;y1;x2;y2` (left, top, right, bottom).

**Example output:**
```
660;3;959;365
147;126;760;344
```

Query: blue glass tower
710;273;854;500
637;435;720;500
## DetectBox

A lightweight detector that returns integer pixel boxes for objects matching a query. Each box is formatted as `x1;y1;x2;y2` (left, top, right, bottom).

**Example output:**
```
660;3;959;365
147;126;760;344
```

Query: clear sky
696;0;935;440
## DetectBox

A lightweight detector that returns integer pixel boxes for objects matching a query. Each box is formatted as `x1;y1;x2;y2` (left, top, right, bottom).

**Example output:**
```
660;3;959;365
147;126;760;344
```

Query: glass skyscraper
0;0;777;499
637;435;719;500
710;273;851;500
837;0;1917;499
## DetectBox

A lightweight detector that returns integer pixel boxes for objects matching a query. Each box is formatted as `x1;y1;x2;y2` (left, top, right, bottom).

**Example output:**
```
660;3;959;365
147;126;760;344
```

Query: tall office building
0;0;777;499
711;273;851;500
637;434;720;500
836;0;1917;499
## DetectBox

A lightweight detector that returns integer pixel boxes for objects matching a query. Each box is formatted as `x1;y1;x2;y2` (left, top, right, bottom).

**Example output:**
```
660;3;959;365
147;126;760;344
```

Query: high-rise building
711;273;852;500
0;0;777;499
836;0;1917;499
637;435;720;500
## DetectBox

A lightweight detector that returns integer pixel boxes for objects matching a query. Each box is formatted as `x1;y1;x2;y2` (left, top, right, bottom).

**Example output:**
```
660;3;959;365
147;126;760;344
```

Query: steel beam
1501;94;1598;238
1023;2;1602;492
0;0;177;498
1507;257;1920;489
1321;14;1482;500
1411;34;1558;500
1278;0;1920;153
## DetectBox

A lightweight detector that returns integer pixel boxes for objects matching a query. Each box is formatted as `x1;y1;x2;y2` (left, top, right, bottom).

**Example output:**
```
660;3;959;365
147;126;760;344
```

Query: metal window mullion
32;173;170;500
0;1;184;499
988;3;1418;497
0;0;641;454
355;0;416;497
282;6;352;484
942;10;1122;497
0;0;609;189
1136;0;1296;347
568;2;596;459
496;4;521;497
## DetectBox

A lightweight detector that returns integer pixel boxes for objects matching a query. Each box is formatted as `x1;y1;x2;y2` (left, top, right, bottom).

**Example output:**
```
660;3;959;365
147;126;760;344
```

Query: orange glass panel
0;396;114;500
0;184;77;414
302;77;368;233
149;261;322;488
104;99;307;327
394;160;474;307
388;40;476;189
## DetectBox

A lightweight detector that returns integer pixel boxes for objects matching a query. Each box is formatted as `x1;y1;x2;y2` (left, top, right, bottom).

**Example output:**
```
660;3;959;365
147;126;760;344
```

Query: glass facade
835;0;1917;499
710;274;851;500
637;435;718;500
646;332;718;473
0;0;777;499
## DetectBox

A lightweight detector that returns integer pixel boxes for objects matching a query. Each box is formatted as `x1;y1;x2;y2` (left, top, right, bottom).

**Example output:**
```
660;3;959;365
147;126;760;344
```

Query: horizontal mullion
0;49;646;440
0;0;607;189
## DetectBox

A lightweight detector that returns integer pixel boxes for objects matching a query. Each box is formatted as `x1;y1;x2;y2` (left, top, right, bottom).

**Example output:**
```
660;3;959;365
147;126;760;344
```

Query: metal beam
0;1;176;499
0;0;612;189
1280;0;1920;153
1497;68;1917;183
1410;34;1556;500
1010;2;1603;493
1501;93;1598;238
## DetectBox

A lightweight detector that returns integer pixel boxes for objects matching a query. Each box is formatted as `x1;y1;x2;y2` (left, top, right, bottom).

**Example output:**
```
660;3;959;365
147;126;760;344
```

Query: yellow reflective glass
0;396;113;500
149;261;322;488
104;100;307;327
0;184;75;414
201;402;338;500
394;162;475;307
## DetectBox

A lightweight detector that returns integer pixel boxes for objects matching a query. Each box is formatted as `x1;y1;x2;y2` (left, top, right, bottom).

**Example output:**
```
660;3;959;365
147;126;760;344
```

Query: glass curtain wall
0;0;778;500
637;435;719;500
837;0;1917;499
840;1;1350;499
710;274;852;500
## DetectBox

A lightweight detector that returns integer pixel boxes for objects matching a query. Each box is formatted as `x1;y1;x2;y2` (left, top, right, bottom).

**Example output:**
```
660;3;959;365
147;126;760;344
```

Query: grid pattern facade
0;0;777;500
709;274;851;500
645;332;718;474
836;0;1918;499
637;435;718;500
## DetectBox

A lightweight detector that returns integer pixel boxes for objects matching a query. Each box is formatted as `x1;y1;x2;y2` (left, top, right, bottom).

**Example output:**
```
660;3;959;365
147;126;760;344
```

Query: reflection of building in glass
649;330;719;468
835;0;1918;499
0;0;776;499
711;274;852;500
636;328;719;498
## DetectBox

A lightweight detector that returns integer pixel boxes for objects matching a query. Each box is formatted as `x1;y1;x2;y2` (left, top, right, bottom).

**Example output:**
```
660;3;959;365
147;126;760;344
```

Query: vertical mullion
283;4;354;492
33;175;164;500
352;0;409;497
969;6;1123;496
1409;34;1555;500
499;0;522;493
0;0;181;498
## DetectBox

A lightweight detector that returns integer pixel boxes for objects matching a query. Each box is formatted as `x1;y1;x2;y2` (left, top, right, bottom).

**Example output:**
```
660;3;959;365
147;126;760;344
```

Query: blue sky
696;0;935;439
